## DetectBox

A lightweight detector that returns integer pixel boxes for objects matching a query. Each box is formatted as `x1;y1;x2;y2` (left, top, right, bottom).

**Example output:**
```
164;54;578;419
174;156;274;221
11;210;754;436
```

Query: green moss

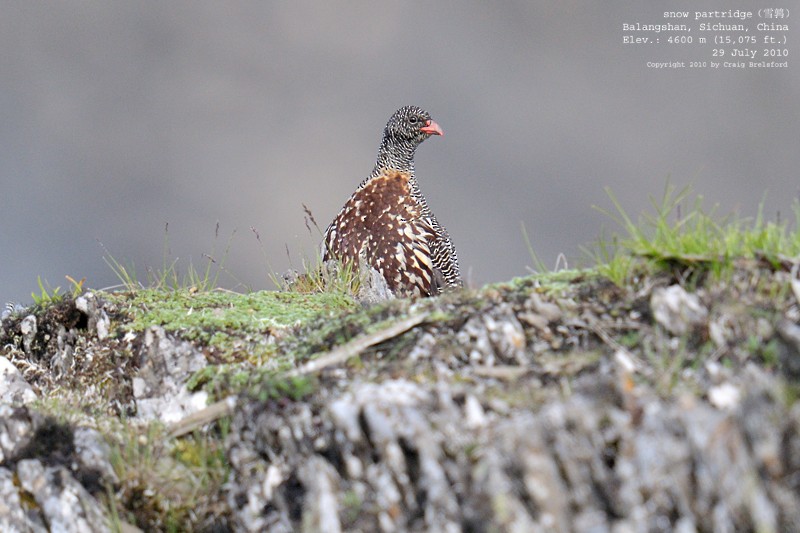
109;289;356;332
189;364;317;401
759;338;781;368
104;288;357;361
341;489;363;525
617;330;642;349
488;268;593;296
783;382;800;407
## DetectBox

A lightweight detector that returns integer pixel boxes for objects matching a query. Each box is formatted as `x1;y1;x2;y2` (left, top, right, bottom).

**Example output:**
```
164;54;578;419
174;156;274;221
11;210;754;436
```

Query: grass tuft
521;221;550;273
265;204;364;297
31;276;64;306
106;419;230;530
589;182;800;285
30;275;85;307
100;222;241;294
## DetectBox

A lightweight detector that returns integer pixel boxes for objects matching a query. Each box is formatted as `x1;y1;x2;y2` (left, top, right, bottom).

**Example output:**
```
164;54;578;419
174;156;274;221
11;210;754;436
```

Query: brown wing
367;215;436;297
322;170;438;296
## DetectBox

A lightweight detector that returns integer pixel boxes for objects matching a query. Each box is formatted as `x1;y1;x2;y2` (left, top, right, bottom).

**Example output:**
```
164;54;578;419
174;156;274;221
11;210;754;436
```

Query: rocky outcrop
1;265;800;531
224;365;800;532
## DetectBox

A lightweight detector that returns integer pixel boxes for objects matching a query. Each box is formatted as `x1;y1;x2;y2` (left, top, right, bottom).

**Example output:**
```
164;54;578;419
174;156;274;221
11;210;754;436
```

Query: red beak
420;119;444;136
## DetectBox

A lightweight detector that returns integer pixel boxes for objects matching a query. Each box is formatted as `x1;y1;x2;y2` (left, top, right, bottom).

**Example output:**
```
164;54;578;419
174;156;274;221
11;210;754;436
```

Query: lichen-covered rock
75;293;110;341
20;314;37;353
226;364;800;532
0;466;47;532
17;459;109;533
0;406;118;532
0;356;37;404
133;325;209;424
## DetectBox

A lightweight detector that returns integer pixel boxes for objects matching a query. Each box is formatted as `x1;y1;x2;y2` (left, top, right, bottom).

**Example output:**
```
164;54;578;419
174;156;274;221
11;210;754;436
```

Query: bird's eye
409;116;419;124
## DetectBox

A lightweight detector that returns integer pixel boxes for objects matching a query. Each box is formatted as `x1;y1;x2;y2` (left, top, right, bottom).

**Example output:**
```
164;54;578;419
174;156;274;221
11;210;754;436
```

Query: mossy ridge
103;288;358;361
107;288;357;333
280;270;590;365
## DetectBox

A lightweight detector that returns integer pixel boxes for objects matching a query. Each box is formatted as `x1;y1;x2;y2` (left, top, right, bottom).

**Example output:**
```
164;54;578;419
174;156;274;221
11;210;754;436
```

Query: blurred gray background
2;2;798;303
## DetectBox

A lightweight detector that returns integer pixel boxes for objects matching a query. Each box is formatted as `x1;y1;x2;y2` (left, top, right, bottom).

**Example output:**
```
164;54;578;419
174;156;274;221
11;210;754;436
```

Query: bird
322;105;462;298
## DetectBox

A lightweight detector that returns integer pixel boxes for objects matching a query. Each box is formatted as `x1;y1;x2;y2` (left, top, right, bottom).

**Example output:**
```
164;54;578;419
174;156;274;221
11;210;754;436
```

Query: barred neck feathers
357;105;443;187
373;135;418;177
370;142;435;222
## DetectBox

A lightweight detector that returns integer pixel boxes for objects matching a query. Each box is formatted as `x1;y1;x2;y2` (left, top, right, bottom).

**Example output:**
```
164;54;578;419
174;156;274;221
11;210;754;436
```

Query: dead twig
471;365;530;380
168;395;238;438
287;312;430;377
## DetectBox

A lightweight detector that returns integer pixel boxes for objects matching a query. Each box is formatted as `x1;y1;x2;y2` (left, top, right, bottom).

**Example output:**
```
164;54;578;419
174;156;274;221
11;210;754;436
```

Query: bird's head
383;106;443;147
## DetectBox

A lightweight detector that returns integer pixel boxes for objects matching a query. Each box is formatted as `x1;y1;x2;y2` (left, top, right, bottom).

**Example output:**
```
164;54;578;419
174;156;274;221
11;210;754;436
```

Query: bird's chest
336;172;421;240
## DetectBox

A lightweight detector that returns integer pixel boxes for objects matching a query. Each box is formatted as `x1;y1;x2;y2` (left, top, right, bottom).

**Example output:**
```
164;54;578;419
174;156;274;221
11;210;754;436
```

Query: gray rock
0;406;119;532
225;364;800;532
356;262;395;304
75;293;110;340
0;356;37;405
133;325;209;424
17;459;109;533
20;315;37;354
0;404;34;462
74;426;118;486
651;285;708;335
0;466;47;532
